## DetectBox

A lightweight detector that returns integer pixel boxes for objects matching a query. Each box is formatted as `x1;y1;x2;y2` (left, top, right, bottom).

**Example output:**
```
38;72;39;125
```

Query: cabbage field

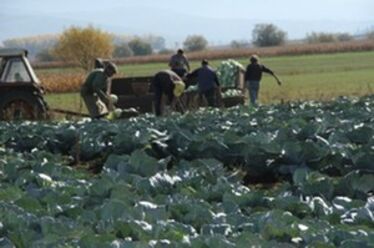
0;96;373;247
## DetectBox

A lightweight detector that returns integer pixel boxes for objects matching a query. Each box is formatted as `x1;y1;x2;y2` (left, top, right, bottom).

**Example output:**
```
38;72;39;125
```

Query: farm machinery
0;48;49;120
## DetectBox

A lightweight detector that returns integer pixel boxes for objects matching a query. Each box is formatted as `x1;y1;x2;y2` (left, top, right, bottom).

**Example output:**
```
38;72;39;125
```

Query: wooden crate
117;94;154;113
111;76;152;96
111;76;153;113
222;96;245;107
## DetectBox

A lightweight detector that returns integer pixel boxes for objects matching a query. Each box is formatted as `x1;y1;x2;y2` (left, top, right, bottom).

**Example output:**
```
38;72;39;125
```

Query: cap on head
202;59;209;66
95;58;104;69
250;54;259;63
105;61;118;74
177;49;184;54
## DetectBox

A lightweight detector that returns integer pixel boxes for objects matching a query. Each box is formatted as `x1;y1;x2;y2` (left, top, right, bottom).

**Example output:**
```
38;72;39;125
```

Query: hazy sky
1;0;373;45
2;0;373;20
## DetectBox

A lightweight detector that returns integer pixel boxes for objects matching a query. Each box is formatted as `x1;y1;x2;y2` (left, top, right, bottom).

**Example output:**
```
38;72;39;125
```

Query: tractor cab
0;48;48;120
0;49;39;83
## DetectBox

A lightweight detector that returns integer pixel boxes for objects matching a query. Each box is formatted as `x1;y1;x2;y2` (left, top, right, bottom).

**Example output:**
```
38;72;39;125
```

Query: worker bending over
151;70;185;116
80;62;117;118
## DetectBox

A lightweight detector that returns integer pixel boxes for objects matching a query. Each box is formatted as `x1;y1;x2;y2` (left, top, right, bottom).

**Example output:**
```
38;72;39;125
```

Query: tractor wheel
0;91;48;121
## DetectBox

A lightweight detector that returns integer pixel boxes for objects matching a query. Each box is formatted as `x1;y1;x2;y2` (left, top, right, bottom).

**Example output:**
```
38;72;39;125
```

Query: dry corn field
33;39;374;70
38;72;85;93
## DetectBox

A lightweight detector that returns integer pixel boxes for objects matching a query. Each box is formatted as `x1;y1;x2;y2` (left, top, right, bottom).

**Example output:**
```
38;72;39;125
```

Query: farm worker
245;54;282;106
168;49;190;78
80;61;118;118
151;70;185;116
189;59;220;107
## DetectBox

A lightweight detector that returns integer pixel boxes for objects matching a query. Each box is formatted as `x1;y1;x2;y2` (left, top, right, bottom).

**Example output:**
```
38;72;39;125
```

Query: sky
1;0;373;46
2;0;372;20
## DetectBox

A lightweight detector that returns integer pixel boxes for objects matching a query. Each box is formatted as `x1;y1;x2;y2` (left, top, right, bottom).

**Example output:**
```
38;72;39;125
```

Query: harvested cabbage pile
217;59;245;88
222;89;243;98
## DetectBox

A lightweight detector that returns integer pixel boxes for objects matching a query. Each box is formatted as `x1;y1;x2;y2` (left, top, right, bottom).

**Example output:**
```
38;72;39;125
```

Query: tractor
0;48;48;120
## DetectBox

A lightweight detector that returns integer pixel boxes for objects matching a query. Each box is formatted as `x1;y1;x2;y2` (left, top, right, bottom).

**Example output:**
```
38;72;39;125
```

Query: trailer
110;71;245;114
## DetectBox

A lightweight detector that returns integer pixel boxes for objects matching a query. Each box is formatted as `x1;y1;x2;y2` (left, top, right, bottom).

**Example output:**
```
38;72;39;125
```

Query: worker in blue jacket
189;59;220;107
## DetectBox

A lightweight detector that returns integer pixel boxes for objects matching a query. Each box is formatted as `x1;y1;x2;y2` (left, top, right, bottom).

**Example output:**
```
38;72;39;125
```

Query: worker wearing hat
168;49;190;78
188;59;220;107
151;70;185;116
245;54;282;106
80;61;118;118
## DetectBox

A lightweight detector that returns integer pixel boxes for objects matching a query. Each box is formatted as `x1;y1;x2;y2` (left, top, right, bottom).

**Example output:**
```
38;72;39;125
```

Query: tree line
1;27;210;63
2;24;373;71
1;30;167;62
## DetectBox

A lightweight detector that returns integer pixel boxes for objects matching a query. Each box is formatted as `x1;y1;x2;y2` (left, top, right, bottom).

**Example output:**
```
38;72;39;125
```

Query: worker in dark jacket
151;70;185;116
169;49;190;78
189;59;220;107
81;62;117;118
245;55;282;106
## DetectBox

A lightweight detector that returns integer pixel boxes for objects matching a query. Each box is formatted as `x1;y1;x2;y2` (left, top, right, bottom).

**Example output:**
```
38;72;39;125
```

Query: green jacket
81;69;109;105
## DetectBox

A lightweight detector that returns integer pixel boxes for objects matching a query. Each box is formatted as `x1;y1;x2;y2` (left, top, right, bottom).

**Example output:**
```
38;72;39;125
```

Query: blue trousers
247;80;260;106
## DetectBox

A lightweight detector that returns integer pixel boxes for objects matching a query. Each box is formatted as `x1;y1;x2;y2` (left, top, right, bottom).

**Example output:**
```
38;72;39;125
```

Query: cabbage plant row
0;96;373;247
